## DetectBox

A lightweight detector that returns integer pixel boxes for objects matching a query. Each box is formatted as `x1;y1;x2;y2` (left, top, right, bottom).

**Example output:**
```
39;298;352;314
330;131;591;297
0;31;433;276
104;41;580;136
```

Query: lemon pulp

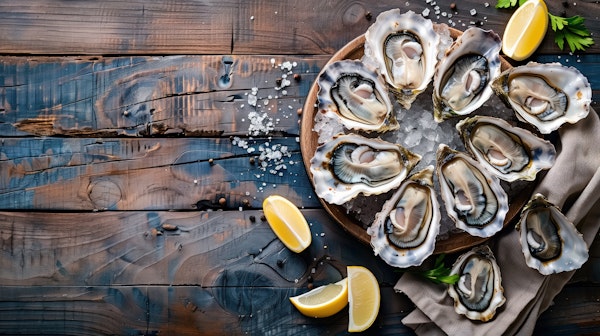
289;278;348;318
502;0;549;61
347;266;380;332
263;195;312;253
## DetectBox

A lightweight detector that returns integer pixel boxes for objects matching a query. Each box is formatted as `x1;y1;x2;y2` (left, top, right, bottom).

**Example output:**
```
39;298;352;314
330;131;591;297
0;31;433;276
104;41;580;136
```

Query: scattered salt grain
470;8;477;16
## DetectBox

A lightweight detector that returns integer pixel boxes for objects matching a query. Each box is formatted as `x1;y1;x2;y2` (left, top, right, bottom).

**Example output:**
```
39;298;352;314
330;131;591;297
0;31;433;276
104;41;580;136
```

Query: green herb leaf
496;0;528;8
549;13;595;52
496;0;518;9
394;254;459;285
417;254;459;285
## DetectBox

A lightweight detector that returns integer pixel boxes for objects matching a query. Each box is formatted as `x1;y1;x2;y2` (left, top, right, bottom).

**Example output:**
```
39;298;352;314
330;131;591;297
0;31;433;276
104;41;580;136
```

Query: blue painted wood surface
0;0;598;335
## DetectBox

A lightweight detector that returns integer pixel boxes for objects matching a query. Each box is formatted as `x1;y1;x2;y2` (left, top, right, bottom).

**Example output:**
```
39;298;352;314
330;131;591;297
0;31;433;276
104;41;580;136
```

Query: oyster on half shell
317;60;398;133
516;193;589;275
492;62;592;134
456;116;556;182
433;27;502;122
448;245;505;322
436;144;508;238
363;9;441;109
310;134;421;205
367;166;440;268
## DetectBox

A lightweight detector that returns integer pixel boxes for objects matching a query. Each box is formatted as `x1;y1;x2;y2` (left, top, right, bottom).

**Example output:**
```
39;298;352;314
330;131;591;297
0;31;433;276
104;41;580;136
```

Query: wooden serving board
300;28;533;254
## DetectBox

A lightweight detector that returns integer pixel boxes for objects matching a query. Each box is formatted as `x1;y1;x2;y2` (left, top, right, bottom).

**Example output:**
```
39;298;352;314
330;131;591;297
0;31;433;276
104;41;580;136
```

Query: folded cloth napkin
395;107;600;336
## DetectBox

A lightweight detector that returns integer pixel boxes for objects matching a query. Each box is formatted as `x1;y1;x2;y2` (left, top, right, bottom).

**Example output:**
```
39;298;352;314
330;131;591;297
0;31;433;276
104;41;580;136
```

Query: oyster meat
516;193;589;275
317;60;398;133
456;116;556;182
367;166;440;268
433;27;502;121
436;144;508;238
310;134;421;205
492;62;592;134
363;9;441;109
447;245;505;322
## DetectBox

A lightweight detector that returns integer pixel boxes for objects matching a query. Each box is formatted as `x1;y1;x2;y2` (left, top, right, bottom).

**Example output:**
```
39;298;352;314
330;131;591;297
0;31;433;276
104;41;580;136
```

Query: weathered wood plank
0;286;415;335
2;283;598;335
0;0;597;55
0;209;419;333
0;137;319;210
0;210;402;286
0;55;322;137
534;284;600;335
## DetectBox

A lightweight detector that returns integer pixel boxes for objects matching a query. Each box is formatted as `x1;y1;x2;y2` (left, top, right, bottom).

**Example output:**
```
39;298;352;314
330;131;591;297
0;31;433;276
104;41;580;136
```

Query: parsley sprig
495;0;528;8
495;0;594;53
419;254;460;285
549;14;594;52
397;254;459;285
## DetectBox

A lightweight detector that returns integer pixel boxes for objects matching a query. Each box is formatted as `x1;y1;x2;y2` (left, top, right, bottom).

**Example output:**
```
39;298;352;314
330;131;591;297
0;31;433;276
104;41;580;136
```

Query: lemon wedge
289;278;349;318
347;266;380;332
502;0;549;61
263;195;312;253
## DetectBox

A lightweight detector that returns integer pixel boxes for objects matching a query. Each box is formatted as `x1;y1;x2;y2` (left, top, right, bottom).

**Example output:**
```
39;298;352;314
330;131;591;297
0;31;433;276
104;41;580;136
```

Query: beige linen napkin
395;108;600;336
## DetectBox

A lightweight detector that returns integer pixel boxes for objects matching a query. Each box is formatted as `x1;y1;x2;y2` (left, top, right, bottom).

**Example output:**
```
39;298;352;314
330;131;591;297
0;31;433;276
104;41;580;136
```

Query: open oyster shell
317;60;398;133
448;245;505;322
310;133;421;205
433;27;502;122
456;116;556;182
492;62;592;134
363;9;441;109
436;144;508;238
516;193;589;275
367;166;440;268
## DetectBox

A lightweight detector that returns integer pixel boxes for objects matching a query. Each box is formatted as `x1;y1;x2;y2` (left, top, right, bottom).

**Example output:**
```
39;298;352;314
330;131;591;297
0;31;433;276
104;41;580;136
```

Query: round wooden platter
300;27;532;254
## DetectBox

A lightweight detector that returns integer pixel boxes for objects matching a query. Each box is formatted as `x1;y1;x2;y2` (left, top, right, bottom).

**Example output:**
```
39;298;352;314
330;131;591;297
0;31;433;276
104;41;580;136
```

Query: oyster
433;27;502;122
448;245;505;322
492;62;592;134
317;60;398;133
456;116;556;182
363;9;441;109
436;144;508;238
310;134;421;205
367;166;440;268
516;193;589;275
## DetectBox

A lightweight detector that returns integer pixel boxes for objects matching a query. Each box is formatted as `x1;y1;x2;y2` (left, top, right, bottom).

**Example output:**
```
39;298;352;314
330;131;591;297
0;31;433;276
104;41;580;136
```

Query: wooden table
0;1;598;334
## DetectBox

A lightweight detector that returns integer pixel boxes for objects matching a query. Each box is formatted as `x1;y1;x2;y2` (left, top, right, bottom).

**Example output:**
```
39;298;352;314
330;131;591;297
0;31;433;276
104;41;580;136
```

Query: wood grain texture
0;210;403;286
0;0;598;55
0;137;318;210
0;55;324;137
1;0;599;334
534;284;600;335
0;286;415;335
0;209;415;334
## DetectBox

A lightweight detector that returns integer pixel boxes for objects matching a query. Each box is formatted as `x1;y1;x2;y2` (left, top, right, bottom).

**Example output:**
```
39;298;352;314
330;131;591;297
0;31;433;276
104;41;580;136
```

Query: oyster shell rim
515;193;589;275
456;115;557;182
367;166;441;268
447;244;506;322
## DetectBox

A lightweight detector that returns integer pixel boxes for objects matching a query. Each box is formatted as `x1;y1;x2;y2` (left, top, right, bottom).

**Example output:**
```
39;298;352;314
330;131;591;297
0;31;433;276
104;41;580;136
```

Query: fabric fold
395;109;600;336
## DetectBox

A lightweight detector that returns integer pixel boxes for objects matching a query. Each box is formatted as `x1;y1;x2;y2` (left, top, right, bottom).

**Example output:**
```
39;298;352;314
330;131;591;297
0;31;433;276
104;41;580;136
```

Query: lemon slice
347;266;381;332
263;195;312;253
289;278;349;318
502;0;549;61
